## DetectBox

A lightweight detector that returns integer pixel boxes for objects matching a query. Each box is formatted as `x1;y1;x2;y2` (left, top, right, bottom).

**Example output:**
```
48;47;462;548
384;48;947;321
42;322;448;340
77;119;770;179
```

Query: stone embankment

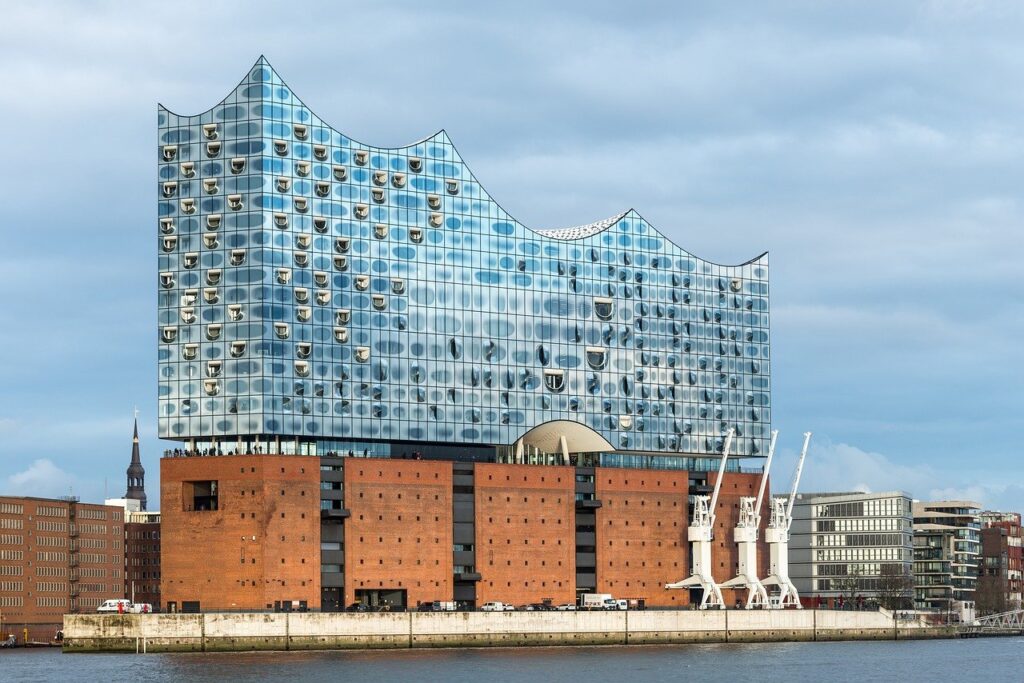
63;609;952;653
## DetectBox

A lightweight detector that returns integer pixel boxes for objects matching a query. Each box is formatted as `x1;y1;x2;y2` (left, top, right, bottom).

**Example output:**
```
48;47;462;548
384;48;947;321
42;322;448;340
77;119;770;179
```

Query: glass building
157;58;770;463
913;500;981;621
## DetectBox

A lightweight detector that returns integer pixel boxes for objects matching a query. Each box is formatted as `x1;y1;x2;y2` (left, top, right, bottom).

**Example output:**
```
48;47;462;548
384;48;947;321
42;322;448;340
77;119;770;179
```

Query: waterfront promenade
63;609;951;653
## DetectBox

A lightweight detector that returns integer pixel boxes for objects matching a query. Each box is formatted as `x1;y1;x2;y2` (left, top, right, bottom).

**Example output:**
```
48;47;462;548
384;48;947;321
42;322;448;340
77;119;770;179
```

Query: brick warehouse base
160;454;769;612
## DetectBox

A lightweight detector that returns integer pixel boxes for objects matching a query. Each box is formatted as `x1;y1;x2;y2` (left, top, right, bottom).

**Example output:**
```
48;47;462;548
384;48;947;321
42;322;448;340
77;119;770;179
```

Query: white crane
666;429;734;609
762;431;812;609
720;429;778;609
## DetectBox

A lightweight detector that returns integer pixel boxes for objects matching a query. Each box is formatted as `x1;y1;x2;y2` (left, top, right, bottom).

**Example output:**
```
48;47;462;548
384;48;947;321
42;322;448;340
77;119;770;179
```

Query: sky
0;1;1021;511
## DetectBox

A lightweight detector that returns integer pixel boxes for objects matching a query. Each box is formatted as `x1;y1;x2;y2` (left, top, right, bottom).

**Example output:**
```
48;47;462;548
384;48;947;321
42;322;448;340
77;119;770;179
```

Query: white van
97;599;133;613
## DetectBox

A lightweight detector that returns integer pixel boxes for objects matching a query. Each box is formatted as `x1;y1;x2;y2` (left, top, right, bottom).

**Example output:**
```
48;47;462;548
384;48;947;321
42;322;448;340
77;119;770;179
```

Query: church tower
125;417;147;510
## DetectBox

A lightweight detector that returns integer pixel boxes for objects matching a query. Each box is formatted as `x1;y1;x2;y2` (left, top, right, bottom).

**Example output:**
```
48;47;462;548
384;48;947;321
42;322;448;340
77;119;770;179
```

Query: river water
2;637;1018;682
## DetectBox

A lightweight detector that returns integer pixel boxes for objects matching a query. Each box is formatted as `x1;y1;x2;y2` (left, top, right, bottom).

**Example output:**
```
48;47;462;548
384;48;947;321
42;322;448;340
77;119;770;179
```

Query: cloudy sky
0;1;1021;511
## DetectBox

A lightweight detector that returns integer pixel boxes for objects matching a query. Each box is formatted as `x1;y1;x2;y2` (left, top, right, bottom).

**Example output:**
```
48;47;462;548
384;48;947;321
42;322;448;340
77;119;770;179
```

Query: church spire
125;410;147;511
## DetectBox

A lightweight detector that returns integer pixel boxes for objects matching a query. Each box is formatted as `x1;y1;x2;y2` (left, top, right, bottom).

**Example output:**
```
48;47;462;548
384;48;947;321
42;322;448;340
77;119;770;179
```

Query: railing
958;609;1024;637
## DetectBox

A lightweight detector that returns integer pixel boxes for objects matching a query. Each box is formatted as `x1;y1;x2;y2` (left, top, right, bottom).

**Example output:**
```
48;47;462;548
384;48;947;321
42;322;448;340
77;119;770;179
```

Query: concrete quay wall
63;611;954;653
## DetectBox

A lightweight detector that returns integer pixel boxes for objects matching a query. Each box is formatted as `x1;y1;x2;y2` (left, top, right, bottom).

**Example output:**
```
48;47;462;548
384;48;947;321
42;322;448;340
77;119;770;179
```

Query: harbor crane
720;429;778;609
762;431;812;609
665;429;734;609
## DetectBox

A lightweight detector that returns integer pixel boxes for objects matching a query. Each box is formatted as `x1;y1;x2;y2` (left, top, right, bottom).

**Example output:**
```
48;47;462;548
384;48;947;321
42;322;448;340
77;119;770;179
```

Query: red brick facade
160;455;320;612
712;472;771;606
342;459;453;608
475;463;576;605
0;497;123;643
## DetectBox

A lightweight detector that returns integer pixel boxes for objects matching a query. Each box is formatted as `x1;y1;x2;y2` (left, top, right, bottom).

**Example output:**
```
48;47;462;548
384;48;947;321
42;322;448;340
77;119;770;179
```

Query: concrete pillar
515;439;524;464
559;435;569;467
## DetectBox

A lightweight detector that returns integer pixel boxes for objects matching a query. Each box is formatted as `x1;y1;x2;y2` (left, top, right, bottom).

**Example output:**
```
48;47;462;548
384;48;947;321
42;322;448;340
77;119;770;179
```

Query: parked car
503;604;516;611
129;603;154;614
555;603;577;611
480;601;506;612
346;602;370;612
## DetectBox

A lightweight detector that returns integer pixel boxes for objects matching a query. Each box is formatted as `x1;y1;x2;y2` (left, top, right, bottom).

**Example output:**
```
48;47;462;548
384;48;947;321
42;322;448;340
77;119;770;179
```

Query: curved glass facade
157;58;770;458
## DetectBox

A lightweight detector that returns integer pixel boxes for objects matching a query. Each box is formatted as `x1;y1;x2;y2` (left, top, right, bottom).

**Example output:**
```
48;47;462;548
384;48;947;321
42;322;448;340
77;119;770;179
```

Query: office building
788;491;913;608
912;500;980;622
158;58;771;611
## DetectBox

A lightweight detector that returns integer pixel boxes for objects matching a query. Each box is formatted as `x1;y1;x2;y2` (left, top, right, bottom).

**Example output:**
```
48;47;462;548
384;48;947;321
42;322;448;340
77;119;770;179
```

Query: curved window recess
160;218;175;234
202;287;219;304
354;275;370;291
274;322;290;339
162;181;177;198
230;157;245;174
179;162;195;178
180;307;196;324
354;346;370;362
182;252;198;268
205;323;222;341
372;170;387;186
161;236;178;252
585;347;607;370
205;269;221;285
274;212;288;229
206;214;222;230
161;326;178;343
408;157;423;172
371;294;387;311
427;194;441;210
594;297;615;320
203;379;220;396
227;194;243;211
295;234;312;250
449;337;462;360
294;252;309;267
294;198;308;213
371;188;386;204
313;270;329;288
332;165;348;181
374;223;388;239
730;277;742;293
429;212;443;228
159;271;175;288
333;255;348;271
537;345;550;366
206;142;221;158
391;172;406;188
313;216;328;233
409;227;423;243
274;139;288;156
314;145;328;161
296;342;312;359
294;287;310;304
354;204;369;219
315;290;330;306
183;343;198;360
202;178;218;195
202;123;218;140
294;160;310;177
206;360;222;378
162;145;177;162
335;309;351;325
333;326;349;342
619;415;633;430
230;340;246;358
445;179;460;195
543;369;565;393
276;177;291;192
293;123;308;140
230;249;246;266
483;341;496;361
391;278;405;295
203;233;219;249
315;182;331;197
181;289;198;306
227;304;243;321
353;150;368;166
276;267;291;285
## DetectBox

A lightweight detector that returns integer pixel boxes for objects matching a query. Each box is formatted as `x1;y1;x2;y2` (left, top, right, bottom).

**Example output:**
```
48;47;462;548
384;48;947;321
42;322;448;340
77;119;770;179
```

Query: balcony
320;508;350;520
575;498;603;510
455;571;482;582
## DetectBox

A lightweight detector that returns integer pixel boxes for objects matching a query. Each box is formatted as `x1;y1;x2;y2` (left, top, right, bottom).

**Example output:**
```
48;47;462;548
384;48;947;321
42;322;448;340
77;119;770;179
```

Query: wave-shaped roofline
159;56;768;267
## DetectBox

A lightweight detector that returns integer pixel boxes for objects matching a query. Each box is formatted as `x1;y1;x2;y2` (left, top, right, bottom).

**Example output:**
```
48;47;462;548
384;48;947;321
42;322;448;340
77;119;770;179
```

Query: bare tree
834;565;864;608
975;575;1007;616
877;563;914;611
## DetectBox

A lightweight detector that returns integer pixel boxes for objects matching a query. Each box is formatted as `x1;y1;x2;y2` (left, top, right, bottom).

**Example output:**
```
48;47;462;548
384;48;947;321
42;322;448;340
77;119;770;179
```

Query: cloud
4;459;78;500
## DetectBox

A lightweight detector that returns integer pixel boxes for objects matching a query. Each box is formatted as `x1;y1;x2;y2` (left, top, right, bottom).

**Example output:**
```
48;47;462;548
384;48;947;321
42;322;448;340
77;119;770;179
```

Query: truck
431;601;456;612
579;593;614;610
480;602;515;612
96;599;153;614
